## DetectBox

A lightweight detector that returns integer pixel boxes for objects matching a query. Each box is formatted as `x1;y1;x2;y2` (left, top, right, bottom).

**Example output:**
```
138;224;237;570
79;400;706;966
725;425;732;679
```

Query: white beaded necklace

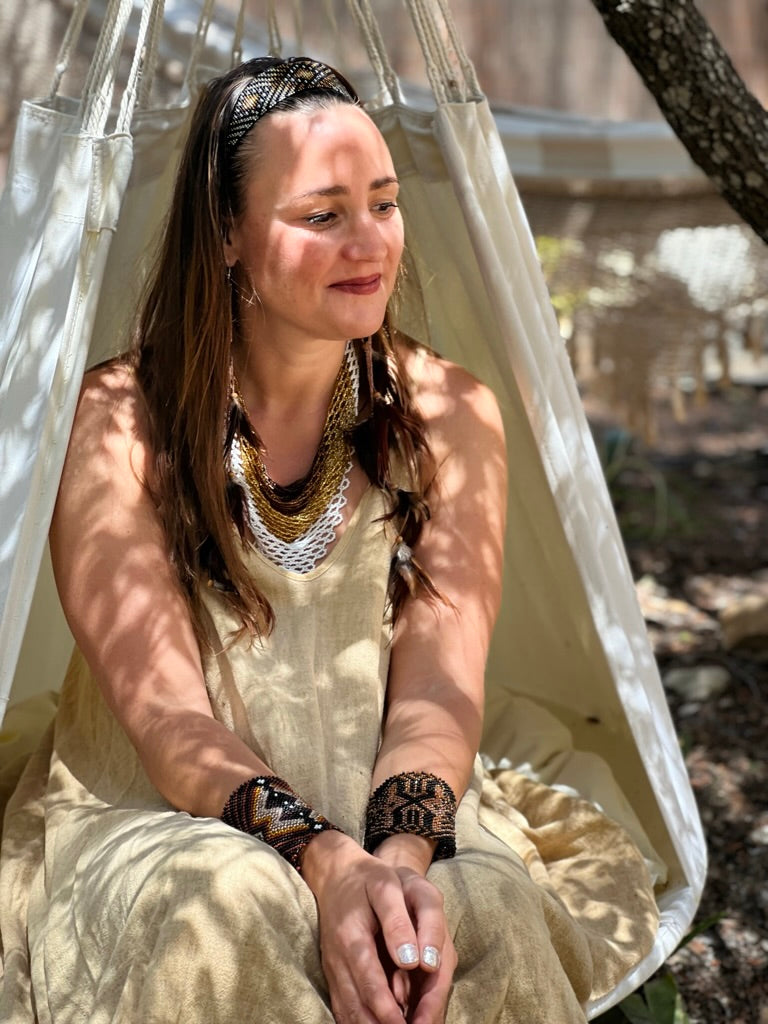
228;342;360;574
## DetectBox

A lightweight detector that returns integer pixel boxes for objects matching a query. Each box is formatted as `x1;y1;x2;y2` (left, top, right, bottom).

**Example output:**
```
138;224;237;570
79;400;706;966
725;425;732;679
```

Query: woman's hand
301;831;455;1023
381;866;456;1024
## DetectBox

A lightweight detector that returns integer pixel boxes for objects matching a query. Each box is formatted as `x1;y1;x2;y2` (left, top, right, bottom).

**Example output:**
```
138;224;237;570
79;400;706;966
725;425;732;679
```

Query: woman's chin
339;310;391;341
325;292;392;339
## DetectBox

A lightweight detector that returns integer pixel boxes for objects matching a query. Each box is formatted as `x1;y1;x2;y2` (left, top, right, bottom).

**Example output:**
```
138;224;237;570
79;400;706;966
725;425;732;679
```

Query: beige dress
0;485;658;1024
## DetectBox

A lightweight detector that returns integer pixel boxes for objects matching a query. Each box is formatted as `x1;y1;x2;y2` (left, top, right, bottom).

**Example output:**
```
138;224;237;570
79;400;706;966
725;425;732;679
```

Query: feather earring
364;335;384;407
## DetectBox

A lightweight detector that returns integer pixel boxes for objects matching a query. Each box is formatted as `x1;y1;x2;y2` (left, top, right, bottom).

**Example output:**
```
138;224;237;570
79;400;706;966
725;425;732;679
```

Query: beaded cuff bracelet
221;775;340;873
364;771;457;860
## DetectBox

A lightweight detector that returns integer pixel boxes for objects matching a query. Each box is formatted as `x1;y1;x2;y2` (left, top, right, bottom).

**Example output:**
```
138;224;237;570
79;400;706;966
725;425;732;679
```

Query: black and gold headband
226;57;358;155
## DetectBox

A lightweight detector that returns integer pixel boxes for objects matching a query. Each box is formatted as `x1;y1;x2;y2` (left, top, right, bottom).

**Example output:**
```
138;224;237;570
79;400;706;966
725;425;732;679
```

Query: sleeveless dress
0;485;659;1024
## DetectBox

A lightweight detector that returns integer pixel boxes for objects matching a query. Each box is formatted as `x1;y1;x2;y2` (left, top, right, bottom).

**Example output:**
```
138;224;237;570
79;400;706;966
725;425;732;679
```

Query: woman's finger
399;871;448;973
323;922;407;1024
389;967;411;1016
409;973;452;1024
377;931;412;1014
409;938;457;1024
364;871;422;971
329;983;382;1024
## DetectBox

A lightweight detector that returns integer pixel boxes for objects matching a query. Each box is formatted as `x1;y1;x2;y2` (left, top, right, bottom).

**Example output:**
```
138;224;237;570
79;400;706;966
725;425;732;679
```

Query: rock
677;701;703;718
685;572;768;613
720;593;768;649
636;575;718;632
748;811;768;848
663;664;731;701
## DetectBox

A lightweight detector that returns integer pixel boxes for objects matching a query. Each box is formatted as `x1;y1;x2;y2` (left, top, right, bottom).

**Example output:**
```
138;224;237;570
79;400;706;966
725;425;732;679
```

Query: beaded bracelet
364;771;457;860
221;775;341;873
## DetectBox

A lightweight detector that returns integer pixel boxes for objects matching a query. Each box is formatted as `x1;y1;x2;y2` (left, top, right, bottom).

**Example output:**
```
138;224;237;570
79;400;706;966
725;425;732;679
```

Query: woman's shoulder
396;334;504;450
69;358;152;482
76;358;145;428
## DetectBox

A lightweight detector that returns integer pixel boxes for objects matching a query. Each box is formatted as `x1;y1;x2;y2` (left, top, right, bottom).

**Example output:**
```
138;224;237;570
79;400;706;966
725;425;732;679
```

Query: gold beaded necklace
232;345;358;544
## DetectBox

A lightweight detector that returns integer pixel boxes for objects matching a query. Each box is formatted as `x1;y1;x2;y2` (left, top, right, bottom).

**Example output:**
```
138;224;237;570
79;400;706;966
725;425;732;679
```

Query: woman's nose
343;215;388;261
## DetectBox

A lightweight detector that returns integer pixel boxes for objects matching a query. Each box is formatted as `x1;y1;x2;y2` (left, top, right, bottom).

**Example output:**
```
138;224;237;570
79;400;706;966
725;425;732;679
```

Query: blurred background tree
589;0;768;243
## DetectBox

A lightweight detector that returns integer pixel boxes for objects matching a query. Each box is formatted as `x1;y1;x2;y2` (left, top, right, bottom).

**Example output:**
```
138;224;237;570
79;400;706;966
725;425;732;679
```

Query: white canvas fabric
0;0;144;721
0;0;706;1015
1;0;233;717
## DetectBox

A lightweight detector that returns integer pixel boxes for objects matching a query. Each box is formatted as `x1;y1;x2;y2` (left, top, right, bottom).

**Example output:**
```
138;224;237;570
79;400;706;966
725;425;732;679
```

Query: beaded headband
226;57;358;155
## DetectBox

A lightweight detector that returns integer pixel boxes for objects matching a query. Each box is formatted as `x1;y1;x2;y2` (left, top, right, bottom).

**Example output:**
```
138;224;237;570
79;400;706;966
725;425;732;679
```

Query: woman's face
224;103;404;348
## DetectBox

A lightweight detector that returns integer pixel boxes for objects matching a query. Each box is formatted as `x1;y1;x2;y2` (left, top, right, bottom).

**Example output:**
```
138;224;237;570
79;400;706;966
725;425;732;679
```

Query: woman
0;57;658;1023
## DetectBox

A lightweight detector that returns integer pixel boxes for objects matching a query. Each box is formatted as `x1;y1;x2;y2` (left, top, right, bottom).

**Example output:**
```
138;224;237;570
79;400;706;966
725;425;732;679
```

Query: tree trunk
589;0;768;244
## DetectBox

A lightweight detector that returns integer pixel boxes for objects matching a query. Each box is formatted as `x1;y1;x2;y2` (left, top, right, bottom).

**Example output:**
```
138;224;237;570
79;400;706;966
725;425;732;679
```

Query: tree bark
589;0;768;244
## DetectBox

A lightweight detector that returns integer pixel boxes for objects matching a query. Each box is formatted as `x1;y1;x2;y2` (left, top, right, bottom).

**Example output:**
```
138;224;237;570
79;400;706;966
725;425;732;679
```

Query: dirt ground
587;383;768;1023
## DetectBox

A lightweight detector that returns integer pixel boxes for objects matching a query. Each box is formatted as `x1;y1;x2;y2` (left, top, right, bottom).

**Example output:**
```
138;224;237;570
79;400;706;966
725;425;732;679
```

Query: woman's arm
50;363;272;818
304;350;507;1024
369;351;506;1022
374;349;507;855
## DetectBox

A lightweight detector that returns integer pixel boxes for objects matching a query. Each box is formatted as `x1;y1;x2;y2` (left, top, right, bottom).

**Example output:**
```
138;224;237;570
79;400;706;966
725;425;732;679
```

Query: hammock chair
0;0;706;1015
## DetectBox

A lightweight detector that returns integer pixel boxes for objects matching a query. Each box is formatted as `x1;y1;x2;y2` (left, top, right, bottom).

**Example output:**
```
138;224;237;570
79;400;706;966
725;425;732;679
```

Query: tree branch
589;0;768;244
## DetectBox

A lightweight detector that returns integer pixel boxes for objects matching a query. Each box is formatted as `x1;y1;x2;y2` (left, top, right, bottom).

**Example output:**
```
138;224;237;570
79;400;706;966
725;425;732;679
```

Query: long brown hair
133;57;435;647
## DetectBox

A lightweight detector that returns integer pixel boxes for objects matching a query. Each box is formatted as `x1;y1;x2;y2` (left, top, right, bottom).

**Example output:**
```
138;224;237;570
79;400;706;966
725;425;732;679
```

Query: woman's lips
329;274;381;295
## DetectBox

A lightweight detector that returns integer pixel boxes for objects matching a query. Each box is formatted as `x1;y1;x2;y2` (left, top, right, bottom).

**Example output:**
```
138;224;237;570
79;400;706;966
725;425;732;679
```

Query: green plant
601;971;691;1024
535;235;590;321
597;427;670;540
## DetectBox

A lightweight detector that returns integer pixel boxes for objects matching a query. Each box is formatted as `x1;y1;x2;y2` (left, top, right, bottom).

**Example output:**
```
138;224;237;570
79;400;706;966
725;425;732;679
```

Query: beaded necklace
228;342;360;573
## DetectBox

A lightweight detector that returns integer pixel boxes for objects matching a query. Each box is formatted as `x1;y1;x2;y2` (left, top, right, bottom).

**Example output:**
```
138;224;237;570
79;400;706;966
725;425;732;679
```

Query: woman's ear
222;221;239;268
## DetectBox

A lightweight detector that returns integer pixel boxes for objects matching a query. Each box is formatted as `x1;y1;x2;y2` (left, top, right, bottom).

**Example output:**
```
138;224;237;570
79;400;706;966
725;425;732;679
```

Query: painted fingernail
397;943;419;965
422;945;440;969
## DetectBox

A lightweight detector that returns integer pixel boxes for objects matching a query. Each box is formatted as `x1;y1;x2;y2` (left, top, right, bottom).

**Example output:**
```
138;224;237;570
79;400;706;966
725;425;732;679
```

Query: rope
266;1;282;57
116;0;165;133
136;0;167;111
183;0;216;96
81;0;136;134
48;0;90;101
80;0;127;124
232;0;248;67
345;0;402;104
434;0;482;97
407;1;453;103
406;0;483;104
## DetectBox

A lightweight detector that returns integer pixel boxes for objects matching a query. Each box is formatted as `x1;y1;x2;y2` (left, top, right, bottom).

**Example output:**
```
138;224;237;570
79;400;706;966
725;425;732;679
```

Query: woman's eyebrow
292;176;400;201
370;175;399;190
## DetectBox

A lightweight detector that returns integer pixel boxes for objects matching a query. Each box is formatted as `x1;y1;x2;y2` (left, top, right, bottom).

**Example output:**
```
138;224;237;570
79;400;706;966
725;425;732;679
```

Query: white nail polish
397;943;419;965
422;945;440;969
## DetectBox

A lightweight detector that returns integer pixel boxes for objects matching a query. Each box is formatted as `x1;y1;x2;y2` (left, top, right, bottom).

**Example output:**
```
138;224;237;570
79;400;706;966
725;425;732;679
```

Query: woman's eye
305;211;336;226
374;201;398;215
